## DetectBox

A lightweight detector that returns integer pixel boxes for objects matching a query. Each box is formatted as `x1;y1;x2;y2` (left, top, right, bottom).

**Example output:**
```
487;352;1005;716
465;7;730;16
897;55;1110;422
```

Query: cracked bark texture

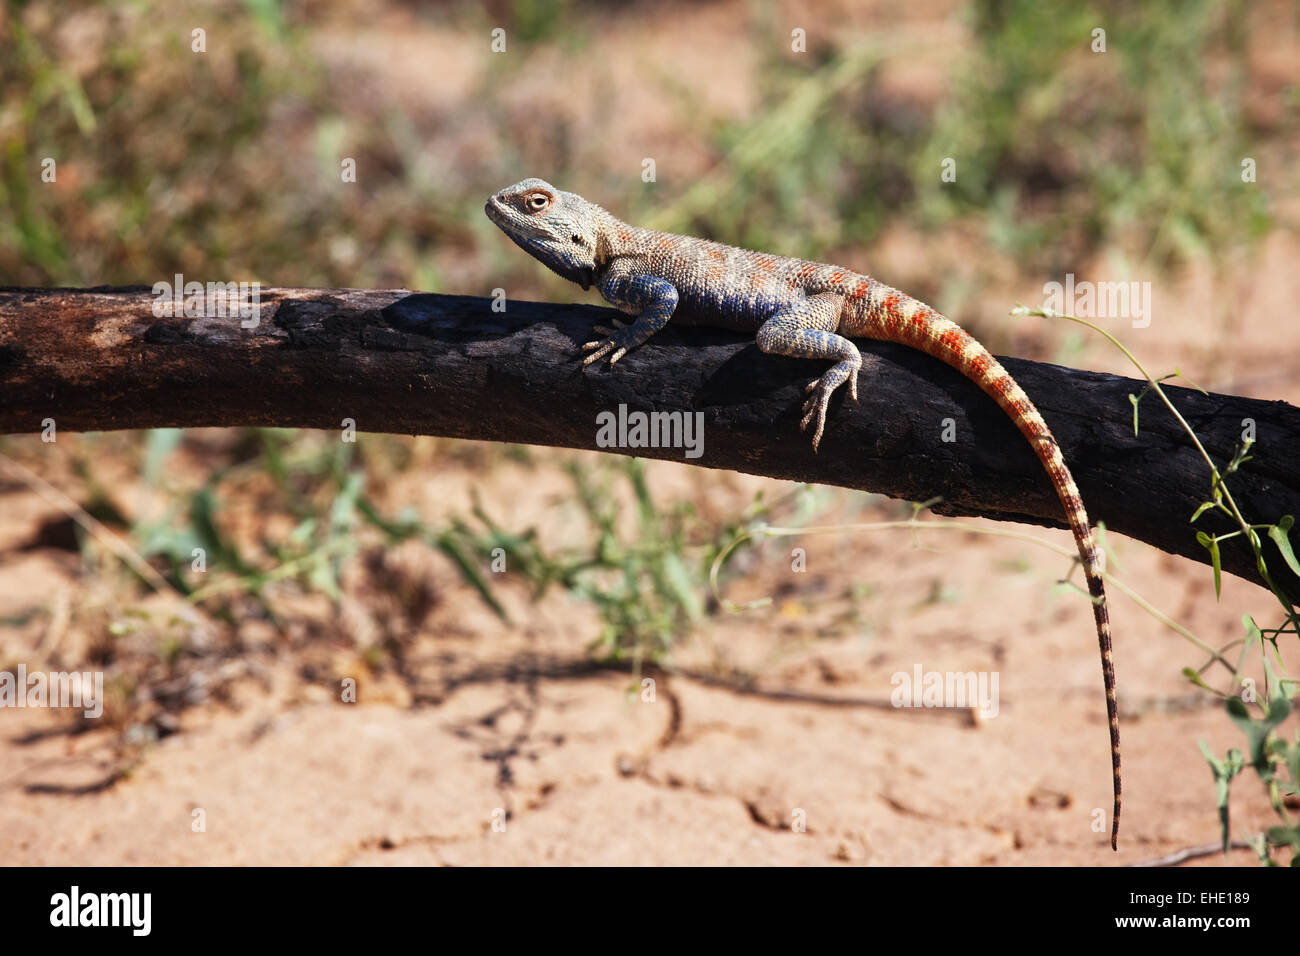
1;285;1298;598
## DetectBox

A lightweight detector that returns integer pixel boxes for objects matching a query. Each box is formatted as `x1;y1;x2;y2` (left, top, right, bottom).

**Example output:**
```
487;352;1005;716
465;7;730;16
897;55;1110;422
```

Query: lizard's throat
504;231;596;291
531;248;595;290
544;258;595;291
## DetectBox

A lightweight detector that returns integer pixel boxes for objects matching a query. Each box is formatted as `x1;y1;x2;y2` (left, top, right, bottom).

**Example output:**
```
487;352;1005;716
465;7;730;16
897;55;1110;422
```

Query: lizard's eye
526;193;550;211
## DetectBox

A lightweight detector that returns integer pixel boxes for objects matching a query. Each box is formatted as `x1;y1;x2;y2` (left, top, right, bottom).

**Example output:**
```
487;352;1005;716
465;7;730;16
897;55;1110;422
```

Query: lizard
485;177;1122;849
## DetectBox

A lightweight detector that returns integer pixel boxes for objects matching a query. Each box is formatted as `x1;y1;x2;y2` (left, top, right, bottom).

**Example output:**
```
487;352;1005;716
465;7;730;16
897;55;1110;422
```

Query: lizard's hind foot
798;364;859;451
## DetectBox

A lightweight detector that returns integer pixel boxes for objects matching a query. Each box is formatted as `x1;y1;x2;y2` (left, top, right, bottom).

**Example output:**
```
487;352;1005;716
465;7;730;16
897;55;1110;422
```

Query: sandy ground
0;523;1290;866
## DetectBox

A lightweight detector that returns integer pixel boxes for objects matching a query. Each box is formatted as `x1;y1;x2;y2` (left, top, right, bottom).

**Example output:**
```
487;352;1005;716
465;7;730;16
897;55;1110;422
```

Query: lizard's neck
593;209;631;271
594;211;662;273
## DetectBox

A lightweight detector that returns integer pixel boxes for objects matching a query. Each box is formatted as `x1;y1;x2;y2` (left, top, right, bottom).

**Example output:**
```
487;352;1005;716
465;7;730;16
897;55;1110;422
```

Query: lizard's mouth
485;195;551;243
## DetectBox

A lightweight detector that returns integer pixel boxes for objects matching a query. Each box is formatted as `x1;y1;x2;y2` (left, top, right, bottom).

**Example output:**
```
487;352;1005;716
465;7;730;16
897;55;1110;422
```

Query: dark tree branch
1;286;1298;598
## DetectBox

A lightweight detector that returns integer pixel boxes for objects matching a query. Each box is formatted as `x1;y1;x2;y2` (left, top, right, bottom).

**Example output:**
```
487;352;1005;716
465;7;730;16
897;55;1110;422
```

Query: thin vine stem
1014;305;1296;617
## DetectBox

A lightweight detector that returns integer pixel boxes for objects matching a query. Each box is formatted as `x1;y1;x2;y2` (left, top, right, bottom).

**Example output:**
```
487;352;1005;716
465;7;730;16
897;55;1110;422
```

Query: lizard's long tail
864;289;1120;850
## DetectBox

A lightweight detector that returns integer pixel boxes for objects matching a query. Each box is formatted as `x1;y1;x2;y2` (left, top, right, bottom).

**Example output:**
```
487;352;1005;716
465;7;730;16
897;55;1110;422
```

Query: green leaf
190;484;252;575
1197;531;1222;599
1265;693;1292;727
1198;739;1236;853
306;551;340;601
356;496;423;541
1242;613;1264;659
435;530;508;622
1267;516;1300;577
1226;696;1291;772
1266;825;1300;851
660;551;703;622
141;428;184;489
1285;739;1300;796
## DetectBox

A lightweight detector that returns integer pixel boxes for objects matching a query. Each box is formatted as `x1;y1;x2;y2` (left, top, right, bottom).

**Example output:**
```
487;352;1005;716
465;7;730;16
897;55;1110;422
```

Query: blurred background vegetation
1;0;1297;857
2;0;1284;289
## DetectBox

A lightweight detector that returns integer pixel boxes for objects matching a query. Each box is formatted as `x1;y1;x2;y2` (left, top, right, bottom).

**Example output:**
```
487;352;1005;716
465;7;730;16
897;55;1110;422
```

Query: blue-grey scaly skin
486;177;1123;848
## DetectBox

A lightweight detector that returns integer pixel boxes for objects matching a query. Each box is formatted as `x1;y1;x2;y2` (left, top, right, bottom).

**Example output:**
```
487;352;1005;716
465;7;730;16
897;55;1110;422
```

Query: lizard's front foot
581;319;643;366
799;363;859;451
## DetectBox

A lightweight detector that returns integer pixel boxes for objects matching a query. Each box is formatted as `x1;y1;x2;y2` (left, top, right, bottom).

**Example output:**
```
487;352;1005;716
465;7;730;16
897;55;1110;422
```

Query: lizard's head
485;178;601;290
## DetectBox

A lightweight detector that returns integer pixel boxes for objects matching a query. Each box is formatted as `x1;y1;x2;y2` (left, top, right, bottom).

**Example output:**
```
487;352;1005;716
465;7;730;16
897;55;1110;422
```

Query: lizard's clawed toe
804;417;825;451
581;320;645;367
800;391;829;451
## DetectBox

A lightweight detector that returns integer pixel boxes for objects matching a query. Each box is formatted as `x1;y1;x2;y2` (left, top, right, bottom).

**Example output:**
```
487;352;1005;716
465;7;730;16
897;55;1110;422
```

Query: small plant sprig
441;456;717;664
1016;304;1298;864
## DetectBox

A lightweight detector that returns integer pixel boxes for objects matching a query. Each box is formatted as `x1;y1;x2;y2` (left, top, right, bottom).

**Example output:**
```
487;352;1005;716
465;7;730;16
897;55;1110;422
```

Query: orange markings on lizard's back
990;375;1016;397
939;328;966;355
